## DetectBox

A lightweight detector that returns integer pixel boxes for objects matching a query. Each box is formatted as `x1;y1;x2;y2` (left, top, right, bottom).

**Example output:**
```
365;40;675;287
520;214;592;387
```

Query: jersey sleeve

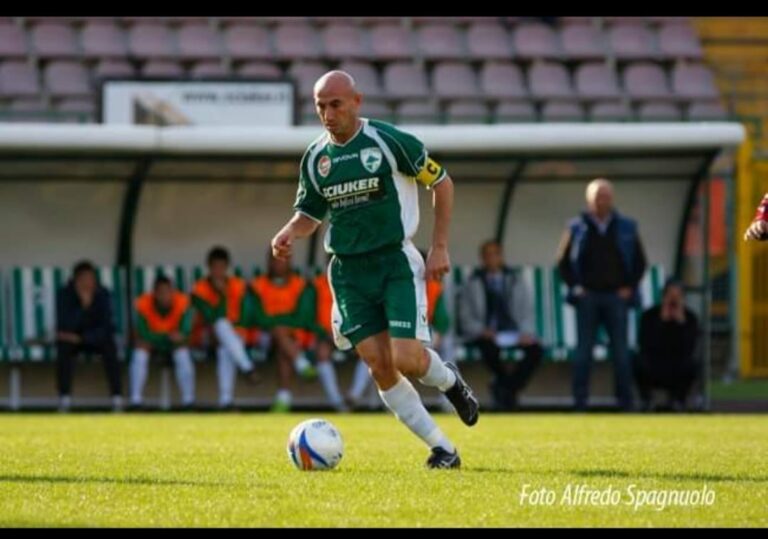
375;122;448;189
293;150;328;222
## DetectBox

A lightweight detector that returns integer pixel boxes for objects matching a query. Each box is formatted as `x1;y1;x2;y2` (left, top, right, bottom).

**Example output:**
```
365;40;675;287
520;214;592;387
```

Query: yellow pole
737;137;754;377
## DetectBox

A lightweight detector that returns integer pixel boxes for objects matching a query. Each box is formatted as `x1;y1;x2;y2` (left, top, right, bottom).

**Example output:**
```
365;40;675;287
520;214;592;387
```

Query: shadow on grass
0;473;232;487
572;469;768;484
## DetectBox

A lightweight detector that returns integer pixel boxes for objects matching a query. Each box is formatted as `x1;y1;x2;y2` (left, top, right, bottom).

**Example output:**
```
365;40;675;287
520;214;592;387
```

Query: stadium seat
431;62;479;100
657;21;704;60
222;24;273;60
541;101;585;122
30;22;80;58
495;100;537;122
0;23;29;59
236;62;282;78
177;23;222;60
189;61;230;78
445;101;489;124
81;20;129;59
479;62;529;100
141;60;184;78
560;23;607;61
574;62;622;100
44;61;91;97
338;61;384;100
637;101;683;121
416;24;466;60
360;100;393;121
623;62;674;100
590;101;633;121
369;24;415;61
128;23;177;59
466;22;512;61
512;22;562;60
287;62;330;99
395;100;441;124
273;21;322;60
671;62;719;100
93;59;136;79
56;97;96;118
321;23;370;59
0;61;41;97
383;62;430;99
528;61;575;101
608;21;657;60
687;100;729;121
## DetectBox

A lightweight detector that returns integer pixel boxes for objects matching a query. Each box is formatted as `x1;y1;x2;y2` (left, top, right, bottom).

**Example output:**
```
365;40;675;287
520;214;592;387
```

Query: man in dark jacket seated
635;279;699;412
56;260;122;412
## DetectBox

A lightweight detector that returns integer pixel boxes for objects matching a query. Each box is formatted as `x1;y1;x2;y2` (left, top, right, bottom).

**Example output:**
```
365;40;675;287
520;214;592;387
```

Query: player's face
208;259;229;281
315;91;361;141
588;186;614;218
154;283;173;308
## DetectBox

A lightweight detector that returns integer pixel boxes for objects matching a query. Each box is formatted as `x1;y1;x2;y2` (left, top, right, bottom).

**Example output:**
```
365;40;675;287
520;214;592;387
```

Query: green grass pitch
0;413;765;527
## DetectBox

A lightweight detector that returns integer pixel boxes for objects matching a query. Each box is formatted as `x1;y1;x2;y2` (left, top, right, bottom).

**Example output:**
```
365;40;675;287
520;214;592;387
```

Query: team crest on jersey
360;147;383;173
318;155;331;177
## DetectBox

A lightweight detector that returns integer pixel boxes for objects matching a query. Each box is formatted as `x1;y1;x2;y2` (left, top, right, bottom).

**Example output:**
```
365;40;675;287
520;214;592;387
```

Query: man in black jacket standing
56;260;122;412
557;179;647;411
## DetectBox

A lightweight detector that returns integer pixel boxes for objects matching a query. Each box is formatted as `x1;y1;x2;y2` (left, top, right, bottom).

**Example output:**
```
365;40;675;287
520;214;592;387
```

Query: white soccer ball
287;418;344;471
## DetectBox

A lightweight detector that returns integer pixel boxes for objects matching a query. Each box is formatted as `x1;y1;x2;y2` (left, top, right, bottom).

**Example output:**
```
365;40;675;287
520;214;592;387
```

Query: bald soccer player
270;71;478;469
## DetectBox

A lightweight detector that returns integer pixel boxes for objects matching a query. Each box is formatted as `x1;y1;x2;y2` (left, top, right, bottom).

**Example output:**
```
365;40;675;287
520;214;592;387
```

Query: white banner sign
101;80;295;126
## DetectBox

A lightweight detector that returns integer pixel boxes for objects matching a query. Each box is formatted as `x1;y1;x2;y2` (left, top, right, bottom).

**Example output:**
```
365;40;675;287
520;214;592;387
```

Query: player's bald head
586;178;613;203
314;70;358;98
313;70;362;143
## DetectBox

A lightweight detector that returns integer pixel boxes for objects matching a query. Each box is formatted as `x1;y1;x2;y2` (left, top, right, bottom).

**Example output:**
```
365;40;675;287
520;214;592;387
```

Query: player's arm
745;193;768;241
426;174;453;281
271;213;321;260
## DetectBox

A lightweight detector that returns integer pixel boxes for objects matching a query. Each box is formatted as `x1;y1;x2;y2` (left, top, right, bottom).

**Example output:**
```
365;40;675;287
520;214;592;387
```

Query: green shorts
328;241;431;350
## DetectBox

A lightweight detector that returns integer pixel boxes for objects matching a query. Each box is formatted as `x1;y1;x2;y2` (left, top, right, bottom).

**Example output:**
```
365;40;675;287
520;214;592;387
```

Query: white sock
378;377;455;453
418;347;457;392
213;318;252;372
349;359;372;400
130;348;150;405
294;353;312;374
172;347;195;405
275;389;292;405
317;361;343;407
216;346;237;406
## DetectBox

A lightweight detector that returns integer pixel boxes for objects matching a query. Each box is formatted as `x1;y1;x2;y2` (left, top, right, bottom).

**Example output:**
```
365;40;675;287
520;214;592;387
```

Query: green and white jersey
293;118;447;256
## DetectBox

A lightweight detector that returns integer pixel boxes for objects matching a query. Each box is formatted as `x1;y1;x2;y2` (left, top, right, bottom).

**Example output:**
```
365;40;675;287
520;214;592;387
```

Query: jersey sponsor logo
389;320;412;329
360;147;383;173
318;155;331;178
332;153;358;164
322;177;384;210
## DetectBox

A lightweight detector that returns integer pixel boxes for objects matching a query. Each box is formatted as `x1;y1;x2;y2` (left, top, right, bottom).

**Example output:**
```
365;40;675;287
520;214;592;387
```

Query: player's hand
745;220;768;241
426;245;451;281
271;230;294;260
